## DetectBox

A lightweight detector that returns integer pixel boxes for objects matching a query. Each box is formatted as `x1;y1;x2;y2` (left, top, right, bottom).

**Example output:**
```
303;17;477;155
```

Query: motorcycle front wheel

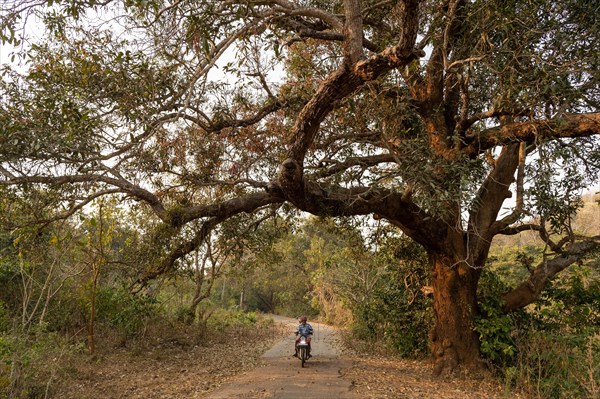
300;347;307;367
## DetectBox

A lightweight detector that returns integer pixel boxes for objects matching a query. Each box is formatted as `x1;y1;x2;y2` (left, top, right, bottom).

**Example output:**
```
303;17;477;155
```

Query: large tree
1;0;599;374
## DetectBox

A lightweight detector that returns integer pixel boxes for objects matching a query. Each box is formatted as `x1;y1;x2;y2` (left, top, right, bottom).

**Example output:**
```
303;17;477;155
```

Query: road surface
203;315;358;399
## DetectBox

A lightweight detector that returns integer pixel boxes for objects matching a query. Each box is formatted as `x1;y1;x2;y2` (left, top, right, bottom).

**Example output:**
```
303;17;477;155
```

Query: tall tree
1;0;599;374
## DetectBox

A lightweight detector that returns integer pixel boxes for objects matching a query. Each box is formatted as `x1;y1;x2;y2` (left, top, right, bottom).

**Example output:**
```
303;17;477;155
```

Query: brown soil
51;318;527;399
52;322;289;399
343;355;526;398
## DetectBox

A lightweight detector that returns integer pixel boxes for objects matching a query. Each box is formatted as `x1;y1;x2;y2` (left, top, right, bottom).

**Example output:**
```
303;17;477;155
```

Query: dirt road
204;315;358;399
54;314;520;398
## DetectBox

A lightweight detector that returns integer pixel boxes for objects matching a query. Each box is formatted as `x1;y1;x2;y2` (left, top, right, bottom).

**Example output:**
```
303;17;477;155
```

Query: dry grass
50;320;288;399
344;355;530;399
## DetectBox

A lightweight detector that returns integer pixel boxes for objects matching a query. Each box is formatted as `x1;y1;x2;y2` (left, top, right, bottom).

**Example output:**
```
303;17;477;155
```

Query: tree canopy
1;0;599;374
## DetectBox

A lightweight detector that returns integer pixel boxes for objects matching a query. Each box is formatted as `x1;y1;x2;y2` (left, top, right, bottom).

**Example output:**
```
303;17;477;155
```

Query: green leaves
526;139;598;234
475;271;517;365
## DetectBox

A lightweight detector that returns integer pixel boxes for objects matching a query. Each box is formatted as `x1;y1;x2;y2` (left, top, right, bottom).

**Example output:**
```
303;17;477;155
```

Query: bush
511;330;599;399
206;308;260;331
480;264;600;398
347;238;432;358
510;265;600;398
0;330;79;399
95;286;160;338
475;270;518;368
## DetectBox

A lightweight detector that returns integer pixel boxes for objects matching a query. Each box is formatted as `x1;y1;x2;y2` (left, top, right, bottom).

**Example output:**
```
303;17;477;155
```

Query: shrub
347;238;432;358
0;330;78;399
95;286;160;337
475;271;518;368
479;261;600;398
512;329;599;399
509;265;600;398
206;308;259;331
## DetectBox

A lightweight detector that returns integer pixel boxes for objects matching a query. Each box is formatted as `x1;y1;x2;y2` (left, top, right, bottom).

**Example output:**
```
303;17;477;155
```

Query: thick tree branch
490;142;529;233
174;191;285;227
343;0;364;63
276;171;443;249
502;236;600;313
280;0;422;183
278;0;423;213
422;0;466;111
463;113;600;155
469;144;520;241
285;66;362;170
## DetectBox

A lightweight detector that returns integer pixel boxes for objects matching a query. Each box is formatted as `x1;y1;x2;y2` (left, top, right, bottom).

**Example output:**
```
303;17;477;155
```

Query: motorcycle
296;334;310;367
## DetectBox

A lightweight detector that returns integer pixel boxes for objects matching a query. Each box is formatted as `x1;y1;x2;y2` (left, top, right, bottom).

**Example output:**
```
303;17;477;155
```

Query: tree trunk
88;263;100;355
429;252;483;376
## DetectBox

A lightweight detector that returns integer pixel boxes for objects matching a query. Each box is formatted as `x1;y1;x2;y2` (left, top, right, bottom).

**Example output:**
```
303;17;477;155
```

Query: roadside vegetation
1;194;597;398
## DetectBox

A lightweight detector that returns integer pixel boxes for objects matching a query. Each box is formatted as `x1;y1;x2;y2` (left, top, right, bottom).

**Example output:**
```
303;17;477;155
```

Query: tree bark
429;251;483;376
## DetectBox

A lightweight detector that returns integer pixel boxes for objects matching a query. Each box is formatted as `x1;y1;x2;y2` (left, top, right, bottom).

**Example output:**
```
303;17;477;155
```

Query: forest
1;0;599;398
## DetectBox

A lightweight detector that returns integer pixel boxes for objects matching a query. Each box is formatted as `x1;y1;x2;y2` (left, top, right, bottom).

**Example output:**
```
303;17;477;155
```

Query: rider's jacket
296;322;314;336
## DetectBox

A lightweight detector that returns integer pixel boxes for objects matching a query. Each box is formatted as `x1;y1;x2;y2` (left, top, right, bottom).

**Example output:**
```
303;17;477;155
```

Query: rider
293;315;314;358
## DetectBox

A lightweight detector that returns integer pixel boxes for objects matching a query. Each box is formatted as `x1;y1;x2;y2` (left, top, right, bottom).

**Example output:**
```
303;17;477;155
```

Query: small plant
474;270;517;369
0;329;75;399
474;295;516;367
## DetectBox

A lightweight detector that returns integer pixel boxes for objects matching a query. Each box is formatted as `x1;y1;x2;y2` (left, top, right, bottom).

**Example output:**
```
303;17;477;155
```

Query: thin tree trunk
185;250;205;324
88;261;100;355
239;286;244;310
88;204;105;355
221;278;226;302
